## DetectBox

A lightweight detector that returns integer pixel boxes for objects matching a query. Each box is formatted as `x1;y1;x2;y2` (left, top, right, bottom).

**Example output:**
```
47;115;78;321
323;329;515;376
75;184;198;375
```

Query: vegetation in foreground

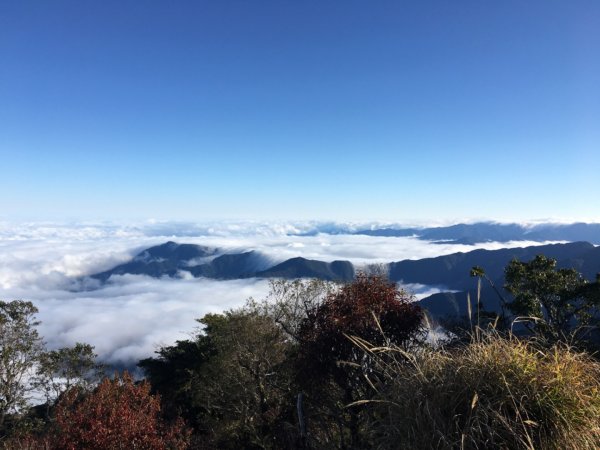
358;334;600;449
1;255;600;449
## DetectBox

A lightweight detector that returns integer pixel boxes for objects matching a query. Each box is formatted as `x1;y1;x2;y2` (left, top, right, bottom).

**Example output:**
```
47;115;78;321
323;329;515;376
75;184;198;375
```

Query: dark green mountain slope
256;257;354;281
389;242;598;291
92;241;217;282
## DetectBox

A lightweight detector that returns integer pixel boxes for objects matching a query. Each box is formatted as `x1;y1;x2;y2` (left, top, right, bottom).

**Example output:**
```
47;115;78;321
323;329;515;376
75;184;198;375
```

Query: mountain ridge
89;239;600;320
352;222;600;245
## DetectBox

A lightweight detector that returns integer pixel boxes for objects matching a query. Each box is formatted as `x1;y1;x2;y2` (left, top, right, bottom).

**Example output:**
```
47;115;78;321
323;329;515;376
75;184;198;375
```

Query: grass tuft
358;332;600;449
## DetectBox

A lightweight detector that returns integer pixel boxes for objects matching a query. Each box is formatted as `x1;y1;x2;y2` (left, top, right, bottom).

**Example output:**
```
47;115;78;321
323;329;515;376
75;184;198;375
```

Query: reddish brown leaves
53;372;190;450
297;274;423;384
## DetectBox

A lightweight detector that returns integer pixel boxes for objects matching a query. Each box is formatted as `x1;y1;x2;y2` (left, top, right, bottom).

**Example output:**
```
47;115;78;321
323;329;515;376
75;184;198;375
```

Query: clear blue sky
1;1;599;223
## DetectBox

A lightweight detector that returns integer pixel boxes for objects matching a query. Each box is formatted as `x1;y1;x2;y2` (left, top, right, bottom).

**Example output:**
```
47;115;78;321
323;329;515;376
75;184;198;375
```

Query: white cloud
0;220;560;367
29;276;272;366
400;283;458;301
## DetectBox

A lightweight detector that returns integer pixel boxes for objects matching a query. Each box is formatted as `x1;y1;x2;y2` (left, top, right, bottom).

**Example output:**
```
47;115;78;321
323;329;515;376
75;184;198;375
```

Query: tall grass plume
356;332;600;449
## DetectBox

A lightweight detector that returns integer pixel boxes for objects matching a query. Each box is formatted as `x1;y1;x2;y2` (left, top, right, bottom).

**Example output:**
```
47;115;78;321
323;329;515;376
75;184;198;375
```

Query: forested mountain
388;241;600;290
256;257;354;281
393;241;600;318
93;240;599;287
92;241;218;282
91;242;354;282
90;241;600;321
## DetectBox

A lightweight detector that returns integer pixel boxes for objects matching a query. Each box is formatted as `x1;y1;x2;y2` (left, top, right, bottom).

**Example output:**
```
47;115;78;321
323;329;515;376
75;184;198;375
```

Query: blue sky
1;1;599;223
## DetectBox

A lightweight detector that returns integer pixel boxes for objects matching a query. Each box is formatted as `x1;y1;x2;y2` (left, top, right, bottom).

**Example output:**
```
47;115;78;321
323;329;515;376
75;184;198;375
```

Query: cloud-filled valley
0;220;581;367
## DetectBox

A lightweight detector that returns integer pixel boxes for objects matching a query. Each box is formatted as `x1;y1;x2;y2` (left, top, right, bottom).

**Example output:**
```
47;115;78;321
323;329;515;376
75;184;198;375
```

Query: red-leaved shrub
53;372;190;450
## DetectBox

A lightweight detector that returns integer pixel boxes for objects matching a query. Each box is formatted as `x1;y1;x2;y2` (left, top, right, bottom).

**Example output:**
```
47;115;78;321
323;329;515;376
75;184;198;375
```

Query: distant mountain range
92;240;600;287
93;242;219;282
390;241;600;319
388;241;600;291
351;222;600;245
90;237;600;321
92;241;356;282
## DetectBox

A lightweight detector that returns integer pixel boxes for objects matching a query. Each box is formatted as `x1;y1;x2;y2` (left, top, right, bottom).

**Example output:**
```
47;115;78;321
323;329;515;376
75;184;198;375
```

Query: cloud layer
0;220;557;366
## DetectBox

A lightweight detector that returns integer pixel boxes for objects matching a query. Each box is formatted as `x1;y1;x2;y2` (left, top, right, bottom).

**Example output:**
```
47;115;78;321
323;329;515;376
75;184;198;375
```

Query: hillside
89;241;600;322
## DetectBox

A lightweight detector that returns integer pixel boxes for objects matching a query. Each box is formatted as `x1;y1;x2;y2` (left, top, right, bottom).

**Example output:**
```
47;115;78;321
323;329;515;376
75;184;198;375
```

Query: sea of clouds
0;220;556;367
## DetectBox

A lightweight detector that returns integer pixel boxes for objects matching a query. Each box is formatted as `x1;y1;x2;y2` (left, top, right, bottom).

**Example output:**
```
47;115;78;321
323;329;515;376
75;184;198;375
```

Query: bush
140;309;296;449
52;372;190;450
504;255;600;341
360;333;600;449
296;274;424;448
297;274;423;386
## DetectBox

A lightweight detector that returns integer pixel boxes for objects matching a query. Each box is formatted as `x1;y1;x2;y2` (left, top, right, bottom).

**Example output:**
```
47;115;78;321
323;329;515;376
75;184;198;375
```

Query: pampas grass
352;331;600;449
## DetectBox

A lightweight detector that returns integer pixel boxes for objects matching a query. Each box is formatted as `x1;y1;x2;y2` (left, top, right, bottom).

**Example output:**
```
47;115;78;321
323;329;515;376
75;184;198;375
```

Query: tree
52;372;190;450
138;337;214;428
297;274;424;383
140;308;296;449
295;274;424;448
34;343;104;419
197;311;293;449
504;255;600;340
0;300;104;446
252;278;338;342
0;300;43;431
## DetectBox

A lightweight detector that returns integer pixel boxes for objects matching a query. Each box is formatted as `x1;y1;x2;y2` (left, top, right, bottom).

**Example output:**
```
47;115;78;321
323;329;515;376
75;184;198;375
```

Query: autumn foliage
52;372;189;450
297;273;424;382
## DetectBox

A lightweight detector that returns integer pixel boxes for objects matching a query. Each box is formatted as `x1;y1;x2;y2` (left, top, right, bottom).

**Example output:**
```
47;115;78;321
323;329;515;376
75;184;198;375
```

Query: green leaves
504;255;600;340
34;342;104;409
0;301;43;430
470;266;486;278
140;307;295;449
1;300;104;441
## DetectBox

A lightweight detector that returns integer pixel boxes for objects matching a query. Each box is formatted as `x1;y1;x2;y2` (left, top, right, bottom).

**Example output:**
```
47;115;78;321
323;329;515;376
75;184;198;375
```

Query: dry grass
352;332;600;449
